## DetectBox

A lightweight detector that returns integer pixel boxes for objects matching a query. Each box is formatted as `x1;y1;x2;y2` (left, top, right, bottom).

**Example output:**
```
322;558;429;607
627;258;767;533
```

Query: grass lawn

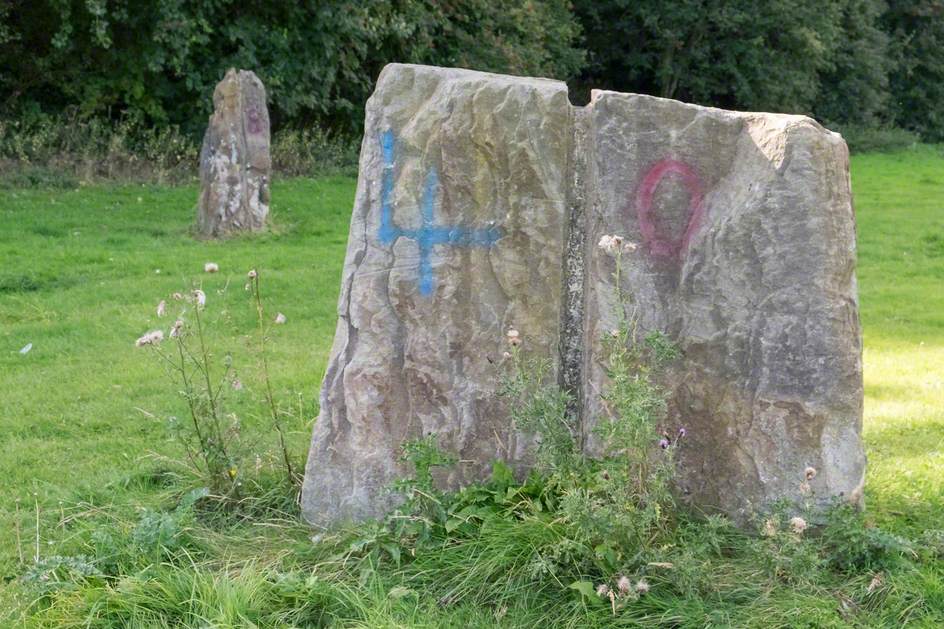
0;145;942;626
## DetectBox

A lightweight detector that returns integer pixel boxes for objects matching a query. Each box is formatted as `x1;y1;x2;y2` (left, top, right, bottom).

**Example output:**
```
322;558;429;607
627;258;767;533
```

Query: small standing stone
197;68;271;237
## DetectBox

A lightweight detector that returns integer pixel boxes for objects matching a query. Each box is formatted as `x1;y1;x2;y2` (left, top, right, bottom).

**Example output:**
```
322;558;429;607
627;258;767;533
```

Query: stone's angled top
589;88;840;131
197;68;271;238
378;62;569;90
301;63;864;528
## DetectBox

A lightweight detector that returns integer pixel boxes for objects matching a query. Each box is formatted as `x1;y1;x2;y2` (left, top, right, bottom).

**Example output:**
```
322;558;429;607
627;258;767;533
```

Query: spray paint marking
635;158;706;259
378;129;502;296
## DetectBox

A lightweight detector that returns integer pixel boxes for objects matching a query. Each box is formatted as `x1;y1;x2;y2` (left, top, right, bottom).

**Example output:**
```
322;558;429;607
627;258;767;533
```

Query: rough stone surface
302;64;865;527
302;64;571;525
197;69;271;237
580;92;865;521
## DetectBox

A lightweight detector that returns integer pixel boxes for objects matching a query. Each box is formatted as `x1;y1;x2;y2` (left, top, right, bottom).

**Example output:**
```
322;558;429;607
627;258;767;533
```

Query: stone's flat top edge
378;63;569;92
588;89;844;141
375;64;843;142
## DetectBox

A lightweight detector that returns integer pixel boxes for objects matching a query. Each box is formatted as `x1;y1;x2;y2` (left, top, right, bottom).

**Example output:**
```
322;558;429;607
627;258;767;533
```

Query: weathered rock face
580;92;865;520
302;64;571;525
302;64;865;527
197;69;271;237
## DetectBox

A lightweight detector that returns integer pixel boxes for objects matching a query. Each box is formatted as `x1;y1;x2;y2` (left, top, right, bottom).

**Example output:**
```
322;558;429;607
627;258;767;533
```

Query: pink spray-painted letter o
634;158;706;259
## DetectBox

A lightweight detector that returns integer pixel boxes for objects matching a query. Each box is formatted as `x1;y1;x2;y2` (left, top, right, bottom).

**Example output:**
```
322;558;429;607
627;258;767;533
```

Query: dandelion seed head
204;262;219;273
192;289;206;307
170;319;184;338
274;312;287;324
634;579;649;594
616;575;631;594
156;300;166;317
805;466;817;481
596;583;610;597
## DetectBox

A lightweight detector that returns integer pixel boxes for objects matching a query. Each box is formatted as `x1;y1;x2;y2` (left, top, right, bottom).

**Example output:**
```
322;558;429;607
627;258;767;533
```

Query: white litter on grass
19;343;32;355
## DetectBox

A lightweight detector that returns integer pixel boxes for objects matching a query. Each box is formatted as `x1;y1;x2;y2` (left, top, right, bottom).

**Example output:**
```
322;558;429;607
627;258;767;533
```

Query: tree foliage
0;0;584;135
883;0;944;140
0;0;941;140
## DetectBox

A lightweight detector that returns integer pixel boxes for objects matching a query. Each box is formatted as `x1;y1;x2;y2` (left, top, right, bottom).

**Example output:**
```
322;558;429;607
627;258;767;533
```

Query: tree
0;0;585;136
884;0;944;140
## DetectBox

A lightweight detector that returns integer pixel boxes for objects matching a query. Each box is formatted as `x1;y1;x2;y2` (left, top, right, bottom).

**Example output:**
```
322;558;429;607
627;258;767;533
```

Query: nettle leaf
569;580;598;599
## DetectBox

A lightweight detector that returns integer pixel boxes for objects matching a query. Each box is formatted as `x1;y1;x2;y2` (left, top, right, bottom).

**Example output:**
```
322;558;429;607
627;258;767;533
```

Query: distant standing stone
197;69;271;237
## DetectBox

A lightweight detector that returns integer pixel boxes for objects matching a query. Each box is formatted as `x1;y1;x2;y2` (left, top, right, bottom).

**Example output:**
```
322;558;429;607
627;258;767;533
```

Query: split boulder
301;64;865;527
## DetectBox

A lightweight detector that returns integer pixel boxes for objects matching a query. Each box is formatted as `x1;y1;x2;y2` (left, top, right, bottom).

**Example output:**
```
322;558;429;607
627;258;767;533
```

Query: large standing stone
197;69;271;237
302;65;571;525
302;64;865;527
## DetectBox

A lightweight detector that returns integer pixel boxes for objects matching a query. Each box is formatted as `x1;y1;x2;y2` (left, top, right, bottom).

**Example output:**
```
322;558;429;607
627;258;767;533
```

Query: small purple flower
659;438;670;449
677;427;687;438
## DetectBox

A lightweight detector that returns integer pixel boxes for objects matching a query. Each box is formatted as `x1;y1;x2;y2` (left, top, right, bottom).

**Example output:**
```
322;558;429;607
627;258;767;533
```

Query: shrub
839;125;921;153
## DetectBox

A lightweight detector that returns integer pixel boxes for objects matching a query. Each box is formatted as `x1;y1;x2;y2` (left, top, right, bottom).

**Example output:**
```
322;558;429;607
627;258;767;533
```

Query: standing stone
302;65;570;525
197;69;271;237
302;64;865;528
580;92;865;521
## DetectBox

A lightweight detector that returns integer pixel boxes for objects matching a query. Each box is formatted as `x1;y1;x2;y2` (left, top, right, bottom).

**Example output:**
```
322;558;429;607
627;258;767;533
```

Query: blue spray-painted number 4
378;129;502;296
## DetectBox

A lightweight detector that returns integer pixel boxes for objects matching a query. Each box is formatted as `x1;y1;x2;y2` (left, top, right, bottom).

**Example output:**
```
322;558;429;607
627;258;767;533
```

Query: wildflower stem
33;494;40;563
251;274;299;487
14;499;23;564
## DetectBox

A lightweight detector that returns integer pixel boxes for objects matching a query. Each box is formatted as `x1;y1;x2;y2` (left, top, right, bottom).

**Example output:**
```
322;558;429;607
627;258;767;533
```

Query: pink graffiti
635;158;705;259
247;107;263;135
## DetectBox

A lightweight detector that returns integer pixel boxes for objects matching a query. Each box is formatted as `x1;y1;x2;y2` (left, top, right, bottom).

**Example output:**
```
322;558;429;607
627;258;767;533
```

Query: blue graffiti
378;129;502;296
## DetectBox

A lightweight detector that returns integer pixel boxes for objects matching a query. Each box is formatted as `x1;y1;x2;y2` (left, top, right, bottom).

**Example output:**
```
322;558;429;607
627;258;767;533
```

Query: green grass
0;145;942;627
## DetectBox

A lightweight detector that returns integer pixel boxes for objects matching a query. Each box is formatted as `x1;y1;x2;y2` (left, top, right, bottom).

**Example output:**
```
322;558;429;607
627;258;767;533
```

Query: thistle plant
495;234;684;576
135;266;301;500
247;268;301;488
139;286;241;497
499;328;577;473
590;234;681;544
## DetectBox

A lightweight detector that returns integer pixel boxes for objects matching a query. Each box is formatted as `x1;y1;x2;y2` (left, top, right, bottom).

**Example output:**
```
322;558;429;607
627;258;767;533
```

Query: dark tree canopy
1;0;941;140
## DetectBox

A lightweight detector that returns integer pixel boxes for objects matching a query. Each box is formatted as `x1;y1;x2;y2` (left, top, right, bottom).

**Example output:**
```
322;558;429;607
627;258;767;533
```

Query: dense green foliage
883;0;944;140
575;0;943;138
0;0;583;136
3;1;942;143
